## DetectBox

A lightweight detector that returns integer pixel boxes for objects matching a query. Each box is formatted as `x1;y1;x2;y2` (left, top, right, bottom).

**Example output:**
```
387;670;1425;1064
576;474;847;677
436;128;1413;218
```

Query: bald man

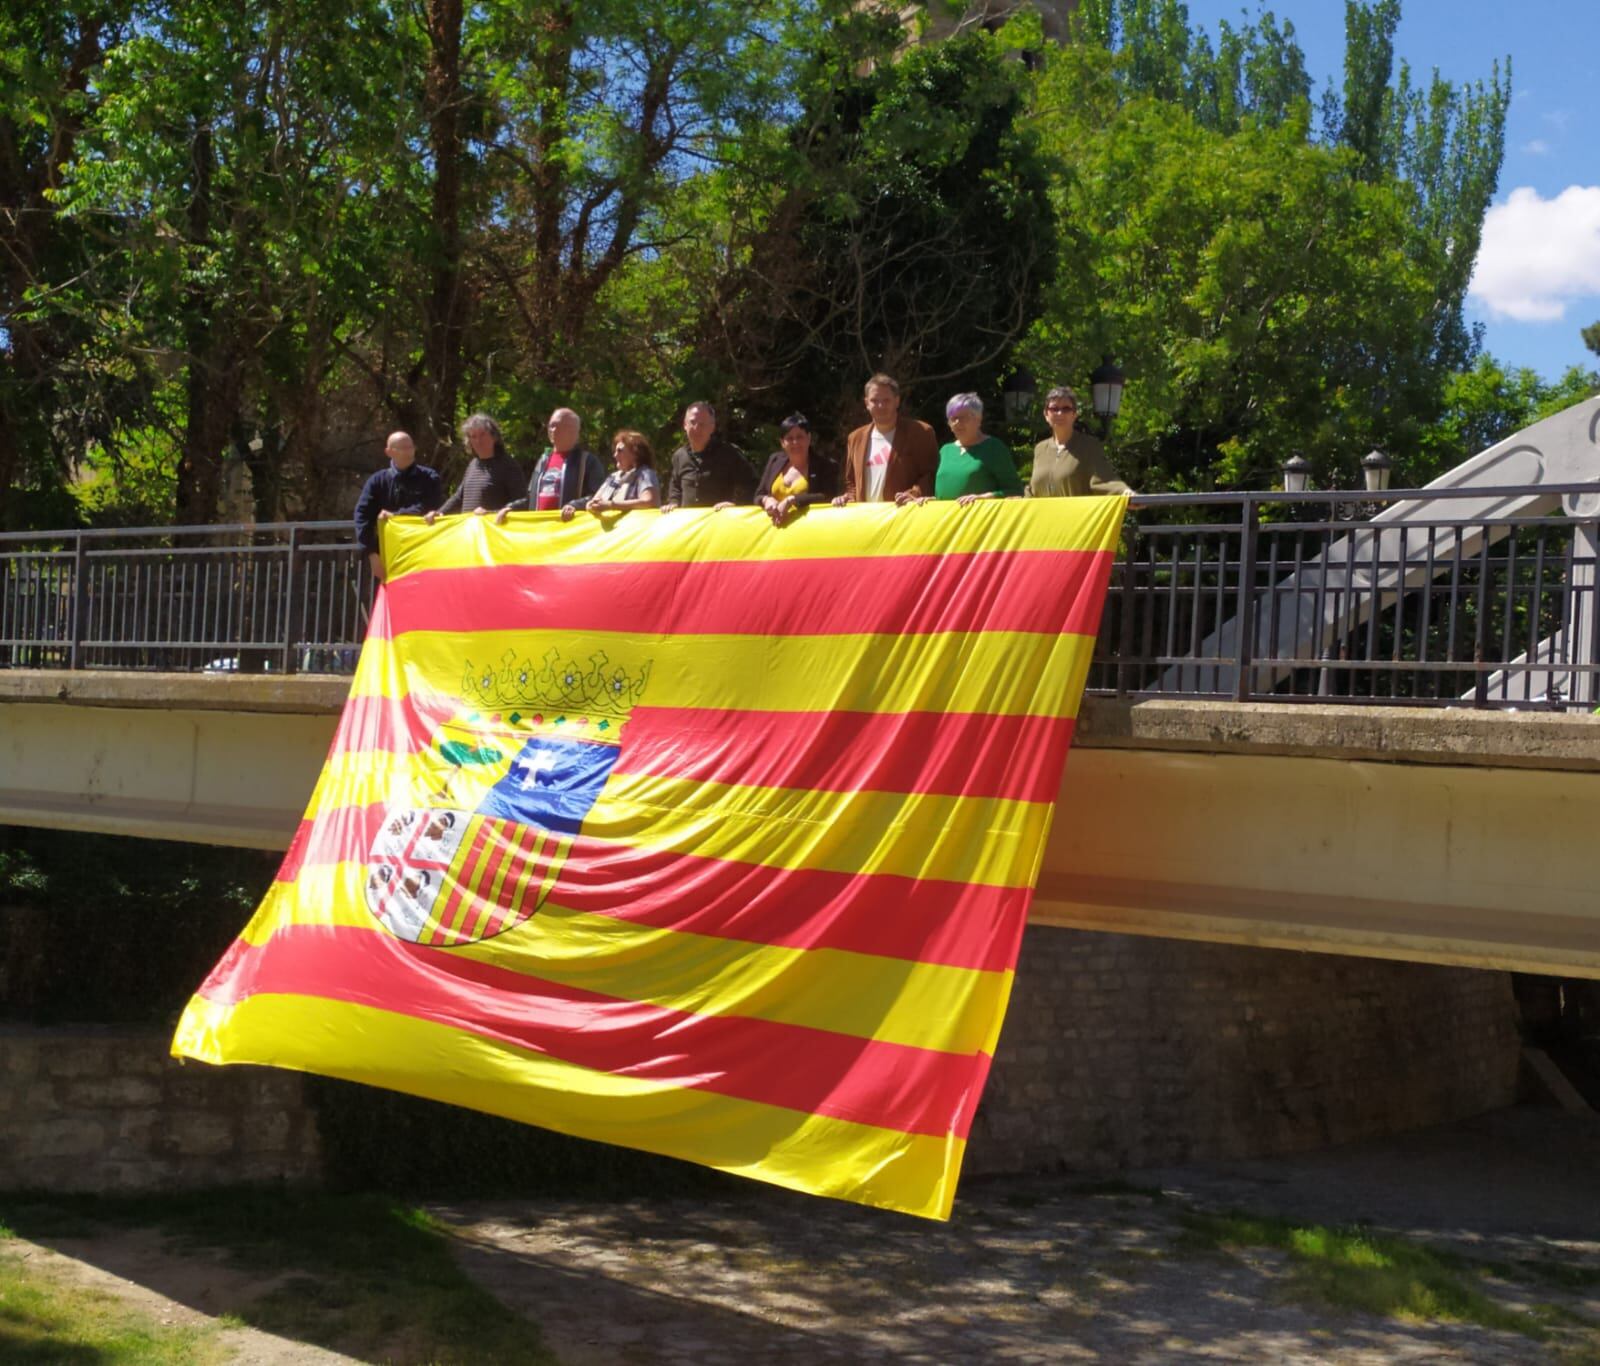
354;430;445;581
504;407;606;516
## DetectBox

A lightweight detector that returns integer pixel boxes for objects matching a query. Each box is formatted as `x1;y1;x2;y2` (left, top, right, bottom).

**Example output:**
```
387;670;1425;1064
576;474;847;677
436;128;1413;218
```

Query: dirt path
5;1106;1597;1363
444;1107;1600;1365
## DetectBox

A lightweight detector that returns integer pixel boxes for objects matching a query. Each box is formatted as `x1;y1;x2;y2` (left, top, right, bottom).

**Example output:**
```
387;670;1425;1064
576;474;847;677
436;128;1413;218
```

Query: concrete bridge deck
2;670;1597;980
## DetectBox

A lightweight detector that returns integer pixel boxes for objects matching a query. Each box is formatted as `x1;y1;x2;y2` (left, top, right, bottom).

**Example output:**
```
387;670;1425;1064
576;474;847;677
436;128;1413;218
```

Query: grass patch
1;1190;554;1365
0;1244;223;1364
1175;1209;1549;1339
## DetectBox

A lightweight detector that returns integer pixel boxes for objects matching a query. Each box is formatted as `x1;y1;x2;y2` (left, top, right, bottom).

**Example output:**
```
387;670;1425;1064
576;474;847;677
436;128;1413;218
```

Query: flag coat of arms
174;497;1126;1219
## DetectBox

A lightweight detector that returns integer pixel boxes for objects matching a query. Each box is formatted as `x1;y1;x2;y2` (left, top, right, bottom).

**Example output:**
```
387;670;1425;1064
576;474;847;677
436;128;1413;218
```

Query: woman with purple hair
932;393;1024;504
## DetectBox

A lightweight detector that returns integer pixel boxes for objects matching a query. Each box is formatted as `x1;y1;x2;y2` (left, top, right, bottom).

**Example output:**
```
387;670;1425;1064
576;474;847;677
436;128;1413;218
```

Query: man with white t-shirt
834;373;939;507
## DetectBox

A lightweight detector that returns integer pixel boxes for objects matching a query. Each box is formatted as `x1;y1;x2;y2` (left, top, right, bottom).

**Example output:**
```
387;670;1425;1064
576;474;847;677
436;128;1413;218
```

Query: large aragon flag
173;496;1127;1219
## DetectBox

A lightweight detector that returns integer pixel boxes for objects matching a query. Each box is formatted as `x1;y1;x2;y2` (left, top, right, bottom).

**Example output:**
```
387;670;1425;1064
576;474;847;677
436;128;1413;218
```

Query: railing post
1116;518;1137;696
281;524;303;675
68;533;88;670
1232;498;1258;702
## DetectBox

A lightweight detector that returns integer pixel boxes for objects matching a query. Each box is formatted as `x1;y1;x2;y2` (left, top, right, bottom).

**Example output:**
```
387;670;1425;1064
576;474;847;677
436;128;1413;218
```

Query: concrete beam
1039;746;1600;979
0;694;338;849
0;668;350;715
3;672;1598;977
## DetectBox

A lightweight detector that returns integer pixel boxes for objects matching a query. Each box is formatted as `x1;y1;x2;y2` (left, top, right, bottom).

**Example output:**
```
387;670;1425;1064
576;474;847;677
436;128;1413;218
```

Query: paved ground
444;1107;1600;1365
5;1105;1599;1363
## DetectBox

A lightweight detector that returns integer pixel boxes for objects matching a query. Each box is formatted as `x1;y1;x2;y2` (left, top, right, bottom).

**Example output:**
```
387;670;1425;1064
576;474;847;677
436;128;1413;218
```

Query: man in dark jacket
501;408;607;516
662;401;755;509
428;412;528;522
353;430;444;582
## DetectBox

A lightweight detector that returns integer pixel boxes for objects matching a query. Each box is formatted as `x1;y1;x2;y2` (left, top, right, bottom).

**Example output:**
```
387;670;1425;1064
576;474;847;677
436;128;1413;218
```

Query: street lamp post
1281;452;1312;494
1362;448;1393;494
1089;355;1125;438
1002;369;1036;428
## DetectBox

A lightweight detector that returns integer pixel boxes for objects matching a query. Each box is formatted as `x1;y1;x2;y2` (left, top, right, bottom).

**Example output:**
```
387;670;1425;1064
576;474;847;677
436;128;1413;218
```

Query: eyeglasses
1045;405;1076;414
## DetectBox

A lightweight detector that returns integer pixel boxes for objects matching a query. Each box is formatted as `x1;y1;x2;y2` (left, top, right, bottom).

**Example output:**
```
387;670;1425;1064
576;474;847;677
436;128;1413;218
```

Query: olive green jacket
1029;429;1131;497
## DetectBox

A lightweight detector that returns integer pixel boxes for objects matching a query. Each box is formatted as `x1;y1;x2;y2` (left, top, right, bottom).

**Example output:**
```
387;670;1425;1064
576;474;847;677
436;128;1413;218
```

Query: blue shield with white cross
475;735;620;836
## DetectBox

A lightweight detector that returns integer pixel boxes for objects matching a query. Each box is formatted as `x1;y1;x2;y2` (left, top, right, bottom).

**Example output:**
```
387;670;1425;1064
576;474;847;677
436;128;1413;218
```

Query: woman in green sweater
933;393;1024;504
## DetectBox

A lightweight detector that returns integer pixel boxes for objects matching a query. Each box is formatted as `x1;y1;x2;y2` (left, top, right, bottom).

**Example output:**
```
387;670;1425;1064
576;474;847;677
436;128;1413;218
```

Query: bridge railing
0;522;370;675
2;490;1598;708
1092;485;1600;710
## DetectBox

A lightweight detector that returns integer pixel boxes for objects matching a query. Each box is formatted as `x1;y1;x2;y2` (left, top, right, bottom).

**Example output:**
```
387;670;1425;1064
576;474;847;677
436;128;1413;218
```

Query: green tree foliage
9;0;828;525
1330;1;1510;373
43;0;429;522
1072;0;1313;131
1583;321;1600;362
1414;355;1600;485
0;2;134;530
0;0;1533;521
1029;0;1511;490
700;24;1058;434
1023;43;1445;491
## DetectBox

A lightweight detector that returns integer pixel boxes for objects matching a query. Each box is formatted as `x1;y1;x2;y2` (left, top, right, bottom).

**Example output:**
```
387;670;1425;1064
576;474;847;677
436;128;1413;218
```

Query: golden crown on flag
460;647;653;718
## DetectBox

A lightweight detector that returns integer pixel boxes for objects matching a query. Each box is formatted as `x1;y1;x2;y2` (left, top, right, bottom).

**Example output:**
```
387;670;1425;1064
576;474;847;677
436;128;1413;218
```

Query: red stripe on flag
478;826;548;939
199;925;991;1139
317;693;1075;806
380;549;1114;640
613;708;1075;803
277;814;1030;975
549;837;1033;975
330;687;450;757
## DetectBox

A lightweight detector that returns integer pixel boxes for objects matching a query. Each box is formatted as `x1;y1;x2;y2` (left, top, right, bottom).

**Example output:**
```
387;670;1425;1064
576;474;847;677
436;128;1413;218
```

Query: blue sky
1182;0;1600;381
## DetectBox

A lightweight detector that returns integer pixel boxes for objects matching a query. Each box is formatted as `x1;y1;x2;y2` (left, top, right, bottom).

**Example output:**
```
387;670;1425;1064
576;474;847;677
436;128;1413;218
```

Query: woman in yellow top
757;413;835;524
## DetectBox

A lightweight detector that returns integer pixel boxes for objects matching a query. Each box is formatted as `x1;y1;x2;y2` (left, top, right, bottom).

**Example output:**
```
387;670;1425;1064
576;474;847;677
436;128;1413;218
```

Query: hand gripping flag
174;497;1126;1219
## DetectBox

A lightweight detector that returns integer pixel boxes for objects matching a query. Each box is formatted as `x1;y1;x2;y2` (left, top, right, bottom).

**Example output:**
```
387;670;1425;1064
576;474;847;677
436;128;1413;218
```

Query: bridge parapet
6;461;1600;711
2;670;1596;981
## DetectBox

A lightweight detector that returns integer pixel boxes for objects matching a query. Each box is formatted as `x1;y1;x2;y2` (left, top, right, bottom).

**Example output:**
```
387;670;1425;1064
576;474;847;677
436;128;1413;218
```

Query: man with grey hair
1029;385;1131;497
428;413;527;520
354;430;444;582
662;401;755;510
502;407;606;516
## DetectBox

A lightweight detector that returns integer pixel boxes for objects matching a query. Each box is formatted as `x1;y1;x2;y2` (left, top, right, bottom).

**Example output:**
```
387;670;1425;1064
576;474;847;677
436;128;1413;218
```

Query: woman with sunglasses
1029;386;1131;497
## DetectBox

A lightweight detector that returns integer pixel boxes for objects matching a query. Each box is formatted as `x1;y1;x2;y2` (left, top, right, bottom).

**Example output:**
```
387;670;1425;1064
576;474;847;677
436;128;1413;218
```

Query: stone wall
0;1026;320;1192
1;932;1523;1193
967;927;1523;1176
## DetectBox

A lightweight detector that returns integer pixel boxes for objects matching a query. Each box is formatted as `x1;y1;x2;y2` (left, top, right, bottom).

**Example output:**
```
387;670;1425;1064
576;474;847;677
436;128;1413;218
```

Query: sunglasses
1045;404;1076;414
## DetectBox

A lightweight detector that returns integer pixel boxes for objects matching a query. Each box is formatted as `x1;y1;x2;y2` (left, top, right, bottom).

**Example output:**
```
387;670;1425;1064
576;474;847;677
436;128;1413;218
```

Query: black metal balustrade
1088;485;1600;710
0;522;371;675
2;489;1597;710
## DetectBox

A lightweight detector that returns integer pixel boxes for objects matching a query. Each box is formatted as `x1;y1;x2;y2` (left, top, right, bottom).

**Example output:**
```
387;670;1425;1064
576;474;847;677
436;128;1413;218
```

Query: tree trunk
417;0;467;464
173;121;242;525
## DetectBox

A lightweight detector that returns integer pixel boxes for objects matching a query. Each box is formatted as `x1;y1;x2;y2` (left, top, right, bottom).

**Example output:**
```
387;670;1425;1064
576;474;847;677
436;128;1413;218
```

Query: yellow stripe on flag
301;757;1051;889
383;496;1128;580
174;992;964;1220
242;862;1012;1056
351;626;1100;723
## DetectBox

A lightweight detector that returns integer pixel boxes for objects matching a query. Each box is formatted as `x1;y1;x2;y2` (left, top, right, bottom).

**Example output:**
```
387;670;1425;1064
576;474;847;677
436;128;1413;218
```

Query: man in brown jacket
833;373;940;506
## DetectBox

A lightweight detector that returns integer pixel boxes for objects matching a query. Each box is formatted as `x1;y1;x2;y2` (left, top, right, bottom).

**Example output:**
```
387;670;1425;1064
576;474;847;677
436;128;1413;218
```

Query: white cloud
1522;139;1552;156
1468;185;1600;323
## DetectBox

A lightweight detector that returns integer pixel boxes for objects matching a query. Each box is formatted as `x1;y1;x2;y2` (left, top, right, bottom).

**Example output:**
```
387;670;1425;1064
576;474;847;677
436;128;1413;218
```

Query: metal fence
0;522;370;674
3;491;1598;709
1088;485;1600;710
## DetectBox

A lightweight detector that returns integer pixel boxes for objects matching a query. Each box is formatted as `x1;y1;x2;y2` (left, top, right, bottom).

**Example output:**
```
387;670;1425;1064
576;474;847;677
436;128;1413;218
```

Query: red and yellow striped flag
173;497;1126;1219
